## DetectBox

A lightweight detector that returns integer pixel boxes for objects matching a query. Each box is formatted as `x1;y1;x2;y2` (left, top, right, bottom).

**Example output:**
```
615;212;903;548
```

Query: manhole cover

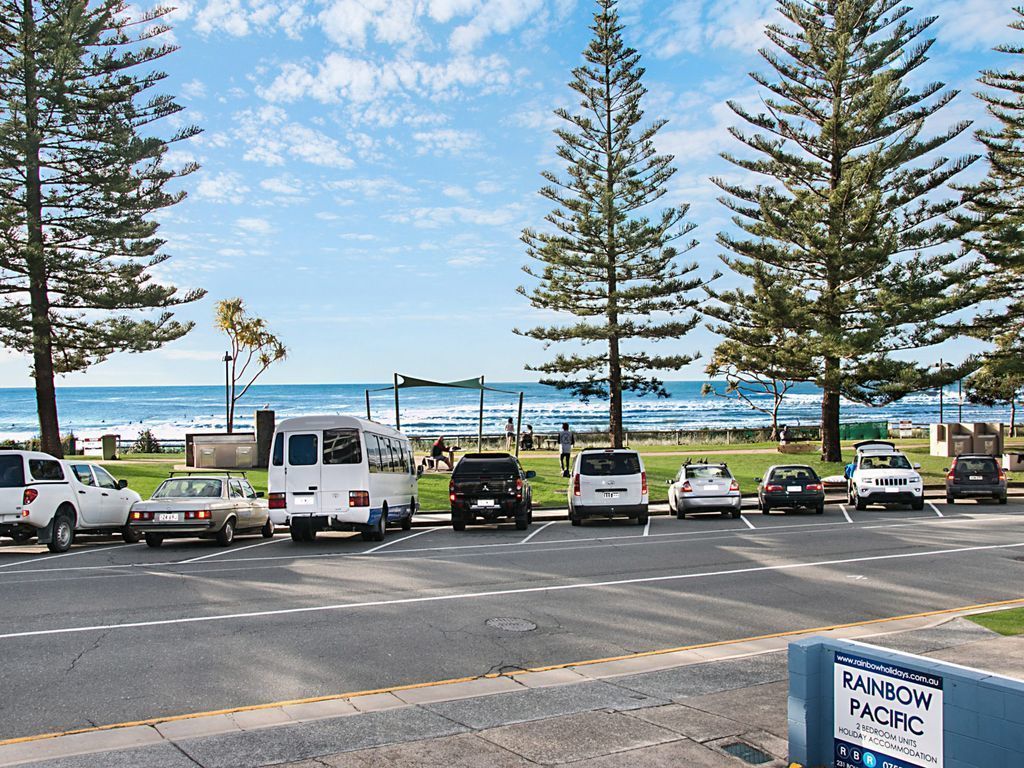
486;617;537;632
720;742;773;764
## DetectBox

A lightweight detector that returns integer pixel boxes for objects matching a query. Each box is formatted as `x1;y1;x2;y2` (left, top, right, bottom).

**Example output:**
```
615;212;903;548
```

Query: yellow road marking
2;596;1022;748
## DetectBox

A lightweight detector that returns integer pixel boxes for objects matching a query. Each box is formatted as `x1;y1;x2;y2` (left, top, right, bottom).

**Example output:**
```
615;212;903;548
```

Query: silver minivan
568;449;648;526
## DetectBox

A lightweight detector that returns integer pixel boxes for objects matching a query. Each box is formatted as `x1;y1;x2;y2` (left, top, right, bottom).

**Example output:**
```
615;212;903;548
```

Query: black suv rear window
0;455;25;487
455;459;518;476
769;467;819;484
580;453;641;476
956;458;997;474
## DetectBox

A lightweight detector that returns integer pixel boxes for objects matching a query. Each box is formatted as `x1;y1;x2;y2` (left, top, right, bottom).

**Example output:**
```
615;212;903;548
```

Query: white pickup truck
0;450;142;552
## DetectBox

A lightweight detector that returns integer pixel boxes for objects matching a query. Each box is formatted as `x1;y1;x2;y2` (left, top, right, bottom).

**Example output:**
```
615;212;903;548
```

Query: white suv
846;441;924;511
0;450;142;552
568;448;648;526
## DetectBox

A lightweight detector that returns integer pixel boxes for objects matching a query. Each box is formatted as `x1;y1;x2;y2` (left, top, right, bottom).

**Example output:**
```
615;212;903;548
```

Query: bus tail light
349;491;370;507
22;488;38;505
268;492;286;510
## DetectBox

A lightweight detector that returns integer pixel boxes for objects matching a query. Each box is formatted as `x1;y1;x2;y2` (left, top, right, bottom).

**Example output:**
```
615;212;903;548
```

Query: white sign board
834;651;943;768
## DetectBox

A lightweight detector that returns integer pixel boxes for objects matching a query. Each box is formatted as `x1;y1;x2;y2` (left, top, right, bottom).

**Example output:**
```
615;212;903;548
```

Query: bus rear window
288;434;318;466
0;456;25;487
323;429;362;465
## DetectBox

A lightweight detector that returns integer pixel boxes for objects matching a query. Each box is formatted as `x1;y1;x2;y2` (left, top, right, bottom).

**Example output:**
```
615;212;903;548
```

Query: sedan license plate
603;492;620;499
157;513;180;523
969;475;983;481
476;499;496;507
787;485;802;493
292;495;314;506
704;485;719;491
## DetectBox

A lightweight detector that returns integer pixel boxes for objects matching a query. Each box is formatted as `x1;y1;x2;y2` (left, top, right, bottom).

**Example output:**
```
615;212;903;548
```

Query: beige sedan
129;473;272;547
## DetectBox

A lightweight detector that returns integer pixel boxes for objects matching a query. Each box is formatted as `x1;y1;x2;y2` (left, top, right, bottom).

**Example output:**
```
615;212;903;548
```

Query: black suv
945;455;1008;504
449;453;535;531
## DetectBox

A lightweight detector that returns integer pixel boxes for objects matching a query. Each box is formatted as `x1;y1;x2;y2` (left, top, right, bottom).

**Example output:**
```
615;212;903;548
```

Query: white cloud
449;0;543;52
413;128;480;156
933;0;1017;51
236;217;274;235
325;177;416;198
260;175;305;195
427;0;478;23
193;0;309;37
194;171;250;203
642;0;779;58
447;254;486;266
475;180;503;195
319;0;422;49
235;106;354;168
389;203;525;228
195;0;250;35
181;79;207;100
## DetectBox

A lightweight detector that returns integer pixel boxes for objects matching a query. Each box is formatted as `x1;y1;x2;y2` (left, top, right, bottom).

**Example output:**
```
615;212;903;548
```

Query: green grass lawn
967;608;1024;636
102;443;958;512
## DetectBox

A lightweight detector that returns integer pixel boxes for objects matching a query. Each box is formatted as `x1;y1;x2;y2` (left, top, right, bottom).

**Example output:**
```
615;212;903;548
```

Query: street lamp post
222;352;233;433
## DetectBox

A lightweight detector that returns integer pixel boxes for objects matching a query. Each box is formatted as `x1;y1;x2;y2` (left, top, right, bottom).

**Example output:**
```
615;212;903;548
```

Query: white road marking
0;542;131;570
5;540;1021;640
362;526;442;554
928;503;944;518
177;536;289;564
740;514;755;530
643;517;651;537
840;505;853;524
521;521;556;544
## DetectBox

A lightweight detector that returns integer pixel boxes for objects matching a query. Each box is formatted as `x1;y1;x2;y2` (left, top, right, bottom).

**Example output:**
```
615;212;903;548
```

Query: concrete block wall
788;636;1024;768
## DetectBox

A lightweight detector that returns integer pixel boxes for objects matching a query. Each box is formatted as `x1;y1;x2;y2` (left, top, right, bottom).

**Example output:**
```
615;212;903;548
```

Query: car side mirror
256;491;265;498
525;470;536;479
118;479;128;489
913;463;921;470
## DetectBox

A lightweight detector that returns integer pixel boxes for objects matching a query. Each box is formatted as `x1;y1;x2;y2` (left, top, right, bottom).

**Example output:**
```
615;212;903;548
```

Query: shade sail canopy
370;375;519;395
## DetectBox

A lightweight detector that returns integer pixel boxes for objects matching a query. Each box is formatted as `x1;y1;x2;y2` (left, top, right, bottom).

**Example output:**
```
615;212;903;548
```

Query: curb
2;598;1022;766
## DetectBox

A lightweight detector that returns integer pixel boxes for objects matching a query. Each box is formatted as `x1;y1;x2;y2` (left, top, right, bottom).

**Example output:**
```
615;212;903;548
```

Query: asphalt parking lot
1;497;1023;740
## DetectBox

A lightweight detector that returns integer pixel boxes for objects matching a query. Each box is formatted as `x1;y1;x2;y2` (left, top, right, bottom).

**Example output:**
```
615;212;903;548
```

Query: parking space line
521;521;556;544
3;540;1024;641
740;514;755;530
840;505;853;524
0;542;131;570
362;526;442;554
928;502;944;518
177;536;290;564
643;517;651;536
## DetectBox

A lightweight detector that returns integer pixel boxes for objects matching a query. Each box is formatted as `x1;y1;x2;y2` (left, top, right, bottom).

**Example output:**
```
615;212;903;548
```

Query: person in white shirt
558;423;575;477
504;417;515;450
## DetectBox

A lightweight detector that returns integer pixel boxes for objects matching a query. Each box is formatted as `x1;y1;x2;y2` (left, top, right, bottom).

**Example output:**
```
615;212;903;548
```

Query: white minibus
267;416;418;543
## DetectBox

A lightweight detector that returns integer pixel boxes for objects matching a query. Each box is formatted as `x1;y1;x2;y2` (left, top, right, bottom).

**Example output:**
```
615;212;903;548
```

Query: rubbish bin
1003;453;1024;472
974;434;999;457
100;434;117;461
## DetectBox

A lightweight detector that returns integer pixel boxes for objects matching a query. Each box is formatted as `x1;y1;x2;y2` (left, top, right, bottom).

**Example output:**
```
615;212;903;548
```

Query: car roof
766;464;817;472
461;453;516;460
955;454;998;459
853;440;898;454
275;415;405;439
580;448;639;454
683;463;729;469
0;449;59;460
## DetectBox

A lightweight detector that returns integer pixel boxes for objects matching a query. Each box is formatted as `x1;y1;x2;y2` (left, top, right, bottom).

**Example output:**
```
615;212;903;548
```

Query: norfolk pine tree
517;0;711;448
713;0;980;463
0;0;203;457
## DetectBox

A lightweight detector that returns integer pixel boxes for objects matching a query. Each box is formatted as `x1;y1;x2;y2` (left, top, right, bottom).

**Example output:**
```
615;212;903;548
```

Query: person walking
504;417;515;450
558;422;575;477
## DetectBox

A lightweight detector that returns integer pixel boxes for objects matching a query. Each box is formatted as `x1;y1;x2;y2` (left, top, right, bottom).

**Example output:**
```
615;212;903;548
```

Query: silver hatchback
669;463;742;519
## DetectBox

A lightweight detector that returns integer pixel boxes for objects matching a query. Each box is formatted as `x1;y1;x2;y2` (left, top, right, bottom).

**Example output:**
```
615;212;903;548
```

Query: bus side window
367;435;381;473
387;438;399;473
272;433;284;466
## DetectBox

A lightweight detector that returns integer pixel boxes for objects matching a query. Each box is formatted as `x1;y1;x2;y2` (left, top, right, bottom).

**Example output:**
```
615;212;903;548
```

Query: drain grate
720;742;774;764
486;617;537;632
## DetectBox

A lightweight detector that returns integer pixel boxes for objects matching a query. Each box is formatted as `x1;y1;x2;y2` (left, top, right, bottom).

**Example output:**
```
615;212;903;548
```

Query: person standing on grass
505;417;515;450
558;422;575;477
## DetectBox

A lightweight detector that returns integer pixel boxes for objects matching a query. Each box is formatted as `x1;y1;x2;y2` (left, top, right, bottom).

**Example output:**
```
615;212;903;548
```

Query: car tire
762;503;771;515
216;518;235;547
515;514;529;531
453;515;466;532
675;509;685;519
47;510;75;553
911;498;924;511
854;492;867;511
570;516;582;526
847;486;855;505
290;524;304;543
366;508;386;542
122;525;142;544
731;510;741;519
816;503;824;515
637;514;649;526
946;495;954;505
261;518;275;538
401;500;413;531
145;533;163;548
999;494;1008;505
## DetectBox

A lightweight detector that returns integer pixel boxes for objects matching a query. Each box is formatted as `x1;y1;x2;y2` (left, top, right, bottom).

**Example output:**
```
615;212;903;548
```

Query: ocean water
0;382;1010;441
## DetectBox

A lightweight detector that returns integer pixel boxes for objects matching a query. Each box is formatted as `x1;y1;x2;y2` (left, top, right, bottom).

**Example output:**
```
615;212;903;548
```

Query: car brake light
131;510;153;521
185;510;212;520
349;491;370;507
805;483;823;491
729;480;739;492
22;488;38;505
765;484;783;492
573;474;581;497
515;477;523;500
680;481;692;493
449;479;455;494
641;472;648;496
268;492;286;510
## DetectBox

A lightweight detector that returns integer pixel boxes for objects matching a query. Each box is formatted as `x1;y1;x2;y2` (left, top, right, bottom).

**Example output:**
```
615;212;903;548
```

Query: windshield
860;455;912;470
685;465;732;480
153;478;223;499
0;455;25;488
956;458;997;474
580;453;641;476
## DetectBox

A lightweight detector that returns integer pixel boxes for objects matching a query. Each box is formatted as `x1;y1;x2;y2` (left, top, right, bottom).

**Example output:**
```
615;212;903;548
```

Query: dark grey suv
945;455;1007;504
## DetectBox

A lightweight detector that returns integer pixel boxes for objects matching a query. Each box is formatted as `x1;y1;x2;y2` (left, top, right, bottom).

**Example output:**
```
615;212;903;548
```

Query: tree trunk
821;358;841;462
608;336;623;448
771;397;781;442
22;0;62;458
602;40;623;449
1012;400;1016;439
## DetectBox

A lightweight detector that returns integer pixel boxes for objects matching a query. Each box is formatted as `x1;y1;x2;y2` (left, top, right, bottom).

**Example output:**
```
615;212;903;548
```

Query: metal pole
394;373;401;431
939;358;944;424
515;391;524;458
478;377;485;453
365;390;371;420
958;378;963;423
223;352;232;433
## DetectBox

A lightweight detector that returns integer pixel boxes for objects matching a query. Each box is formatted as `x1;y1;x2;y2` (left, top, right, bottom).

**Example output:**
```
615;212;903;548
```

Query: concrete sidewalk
3;611;1022;768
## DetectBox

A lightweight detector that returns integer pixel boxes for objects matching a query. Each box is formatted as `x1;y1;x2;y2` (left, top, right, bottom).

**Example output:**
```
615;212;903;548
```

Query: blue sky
0;0;1012;388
